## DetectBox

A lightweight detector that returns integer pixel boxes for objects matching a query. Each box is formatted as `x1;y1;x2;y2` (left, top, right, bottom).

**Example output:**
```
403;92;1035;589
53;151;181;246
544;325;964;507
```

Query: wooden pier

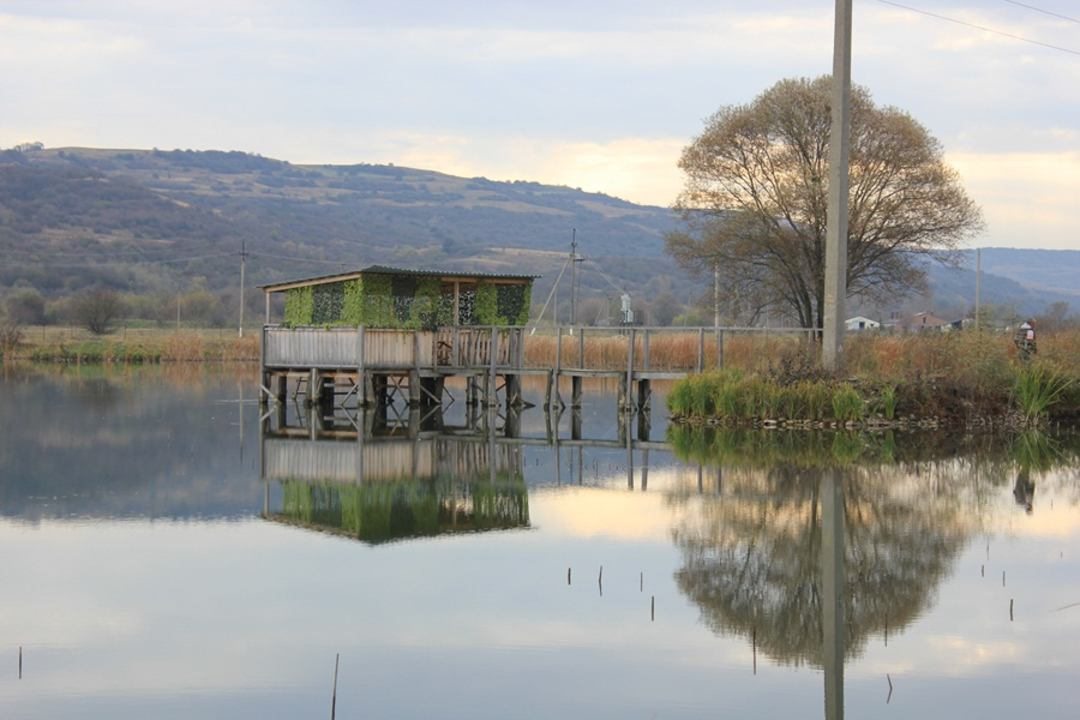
259;323;814;416
261;321;812;416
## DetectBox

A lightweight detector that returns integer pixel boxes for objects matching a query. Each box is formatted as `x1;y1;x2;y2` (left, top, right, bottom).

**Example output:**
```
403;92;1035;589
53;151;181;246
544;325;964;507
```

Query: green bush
284;286;314;326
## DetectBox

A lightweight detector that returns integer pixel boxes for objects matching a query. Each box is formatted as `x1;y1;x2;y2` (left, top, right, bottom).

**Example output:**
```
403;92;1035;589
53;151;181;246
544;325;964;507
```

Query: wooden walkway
259;323;814;415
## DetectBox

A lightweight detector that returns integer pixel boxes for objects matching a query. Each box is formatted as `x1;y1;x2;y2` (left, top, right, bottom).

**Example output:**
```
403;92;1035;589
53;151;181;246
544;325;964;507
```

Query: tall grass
1014;365;1075;425
523;330;811;372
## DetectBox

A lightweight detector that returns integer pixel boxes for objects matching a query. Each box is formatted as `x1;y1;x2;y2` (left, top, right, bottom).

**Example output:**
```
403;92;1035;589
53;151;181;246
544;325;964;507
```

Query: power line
1004;0;1080;25
878;0;1080;56
246;251;362;266
9;251;235;268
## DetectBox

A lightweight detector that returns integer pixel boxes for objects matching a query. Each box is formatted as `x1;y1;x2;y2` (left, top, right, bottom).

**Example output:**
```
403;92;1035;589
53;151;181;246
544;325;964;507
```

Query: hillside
0;146;679;304
1;145;1076;325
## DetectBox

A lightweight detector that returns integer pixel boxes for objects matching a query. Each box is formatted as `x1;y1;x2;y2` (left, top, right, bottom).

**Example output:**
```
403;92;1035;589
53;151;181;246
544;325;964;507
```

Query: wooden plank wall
263;438;437;483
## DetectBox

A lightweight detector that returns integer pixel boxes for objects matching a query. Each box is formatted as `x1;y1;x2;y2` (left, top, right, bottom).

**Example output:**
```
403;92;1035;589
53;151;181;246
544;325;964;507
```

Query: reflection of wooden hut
262;436;530;544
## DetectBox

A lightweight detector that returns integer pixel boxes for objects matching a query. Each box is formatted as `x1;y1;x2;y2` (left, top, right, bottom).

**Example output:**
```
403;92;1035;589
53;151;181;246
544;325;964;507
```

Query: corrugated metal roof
259;264;538;291
362;264;538;280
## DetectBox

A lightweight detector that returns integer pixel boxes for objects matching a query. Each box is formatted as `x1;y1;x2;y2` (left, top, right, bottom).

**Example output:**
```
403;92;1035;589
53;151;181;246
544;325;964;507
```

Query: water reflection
667;426;1080;720
6;368;1080;719
261;429;530;544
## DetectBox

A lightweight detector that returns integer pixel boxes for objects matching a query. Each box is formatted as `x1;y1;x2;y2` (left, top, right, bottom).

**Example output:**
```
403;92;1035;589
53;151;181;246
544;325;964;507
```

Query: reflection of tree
673;463;970;667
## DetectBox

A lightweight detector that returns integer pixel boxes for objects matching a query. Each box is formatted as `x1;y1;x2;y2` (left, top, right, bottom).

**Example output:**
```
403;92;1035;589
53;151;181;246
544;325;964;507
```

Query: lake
2;367;1079;719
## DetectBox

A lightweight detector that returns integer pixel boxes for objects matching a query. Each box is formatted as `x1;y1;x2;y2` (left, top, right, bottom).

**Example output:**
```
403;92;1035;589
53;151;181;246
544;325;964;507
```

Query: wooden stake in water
567;567;571;585
598;565;603;596
651;595;655;622
640;571;643;592
1003;570;1006;587
18;646;22;679
330;653;339;720
887;673;893;704
1010;598;1014;622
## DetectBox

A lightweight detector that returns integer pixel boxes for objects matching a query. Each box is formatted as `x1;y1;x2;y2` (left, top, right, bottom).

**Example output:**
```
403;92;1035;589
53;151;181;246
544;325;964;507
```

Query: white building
845;316;881;332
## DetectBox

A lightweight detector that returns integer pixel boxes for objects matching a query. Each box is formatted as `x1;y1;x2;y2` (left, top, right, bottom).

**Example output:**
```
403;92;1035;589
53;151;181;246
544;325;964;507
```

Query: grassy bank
668;331;1080;428
3;326;259;363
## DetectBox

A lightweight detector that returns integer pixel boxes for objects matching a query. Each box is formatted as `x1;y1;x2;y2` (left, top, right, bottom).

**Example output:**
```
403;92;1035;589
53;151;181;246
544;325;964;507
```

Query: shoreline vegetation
668;331;1080;429
4;326;1079;428
1;326;259;363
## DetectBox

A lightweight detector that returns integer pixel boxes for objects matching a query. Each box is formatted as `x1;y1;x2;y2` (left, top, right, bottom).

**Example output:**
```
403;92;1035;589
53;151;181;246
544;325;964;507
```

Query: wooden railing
263;325;526;370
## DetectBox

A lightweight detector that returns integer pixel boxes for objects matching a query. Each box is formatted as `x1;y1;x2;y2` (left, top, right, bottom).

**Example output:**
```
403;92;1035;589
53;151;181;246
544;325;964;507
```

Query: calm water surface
2;367;1079;719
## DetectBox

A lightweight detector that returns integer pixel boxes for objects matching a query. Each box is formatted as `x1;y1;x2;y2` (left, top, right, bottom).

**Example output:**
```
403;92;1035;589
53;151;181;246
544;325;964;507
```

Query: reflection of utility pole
821;469;846;720
239;239;247;338
823;0;853;371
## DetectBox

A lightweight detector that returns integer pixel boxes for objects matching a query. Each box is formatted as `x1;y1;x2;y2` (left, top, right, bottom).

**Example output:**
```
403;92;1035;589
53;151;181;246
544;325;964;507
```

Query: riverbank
668;331;1080;428
2;326;259;363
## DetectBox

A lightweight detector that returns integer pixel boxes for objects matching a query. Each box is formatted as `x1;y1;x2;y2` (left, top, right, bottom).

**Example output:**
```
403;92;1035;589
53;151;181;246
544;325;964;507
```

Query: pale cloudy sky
1;0;1077;249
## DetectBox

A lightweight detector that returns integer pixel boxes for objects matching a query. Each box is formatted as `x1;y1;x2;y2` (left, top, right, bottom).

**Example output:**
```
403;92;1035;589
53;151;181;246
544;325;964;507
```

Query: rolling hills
1;145;1077;324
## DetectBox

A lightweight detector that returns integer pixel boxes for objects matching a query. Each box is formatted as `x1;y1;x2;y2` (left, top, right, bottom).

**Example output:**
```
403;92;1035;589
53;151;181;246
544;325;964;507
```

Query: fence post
555;326;562;375
717;329;725;369
578;327;585;368
357;325;367;406
625;327;636;411
642;329;650;370
488;326;498;407
697;328;704;372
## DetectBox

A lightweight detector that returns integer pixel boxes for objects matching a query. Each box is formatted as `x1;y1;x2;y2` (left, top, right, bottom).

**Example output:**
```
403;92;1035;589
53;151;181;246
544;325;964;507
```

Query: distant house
845;316;881;332
900;312;953;333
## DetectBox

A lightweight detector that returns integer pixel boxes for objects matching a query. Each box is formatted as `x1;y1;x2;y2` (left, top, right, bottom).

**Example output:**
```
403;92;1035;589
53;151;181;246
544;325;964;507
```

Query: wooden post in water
578;327;585;367
330;652;339;720
307;368;320;407
625;328;636;412
356;326;367;407
487;327;498;407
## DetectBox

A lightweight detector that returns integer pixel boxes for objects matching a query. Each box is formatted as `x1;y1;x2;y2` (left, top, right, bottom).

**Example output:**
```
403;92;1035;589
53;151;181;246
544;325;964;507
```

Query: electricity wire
1003;0;1080;25
878;0;1080;56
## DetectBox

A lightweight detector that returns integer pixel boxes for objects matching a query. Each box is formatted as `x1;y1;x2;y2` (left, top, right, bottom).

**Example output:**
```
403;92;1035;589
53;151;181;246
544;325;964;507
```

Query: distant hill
961;248;1080;297
1;146;1076;324
0;146;679;303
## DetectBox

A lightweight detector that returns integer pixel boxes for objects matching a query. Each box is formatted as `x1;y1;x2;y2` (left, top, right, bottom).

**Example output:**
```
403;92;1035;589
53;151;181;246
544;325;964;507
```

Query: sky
1;0;1077;250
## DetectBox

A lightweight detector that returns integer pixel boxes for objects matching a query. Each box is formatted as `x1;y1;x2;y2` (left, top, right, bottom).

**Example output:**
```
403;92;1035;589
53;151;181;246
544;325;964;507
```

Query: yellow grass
522;329;813;372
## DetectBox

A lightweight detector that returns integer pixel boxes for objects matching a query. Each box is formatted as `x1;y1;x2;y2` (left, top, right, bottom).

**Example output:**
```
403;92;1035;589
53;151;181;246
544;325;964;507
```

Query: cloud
947;150;1080;248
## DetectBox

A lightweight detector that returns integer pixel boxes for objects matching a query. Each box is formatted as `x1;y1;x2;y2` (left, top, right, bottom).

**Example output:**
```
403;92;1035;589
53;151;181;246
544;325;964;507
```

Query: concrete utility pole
822;0;853;371
975;247;982;331
570;227;578;325
238;239;247;338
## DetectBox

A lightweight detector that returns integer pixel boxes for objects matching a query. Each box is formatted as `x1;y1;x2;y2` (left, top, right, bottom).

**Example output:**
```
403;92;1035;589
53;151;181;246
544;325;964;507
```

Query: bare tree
668;76;983;329
73;289;124;335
